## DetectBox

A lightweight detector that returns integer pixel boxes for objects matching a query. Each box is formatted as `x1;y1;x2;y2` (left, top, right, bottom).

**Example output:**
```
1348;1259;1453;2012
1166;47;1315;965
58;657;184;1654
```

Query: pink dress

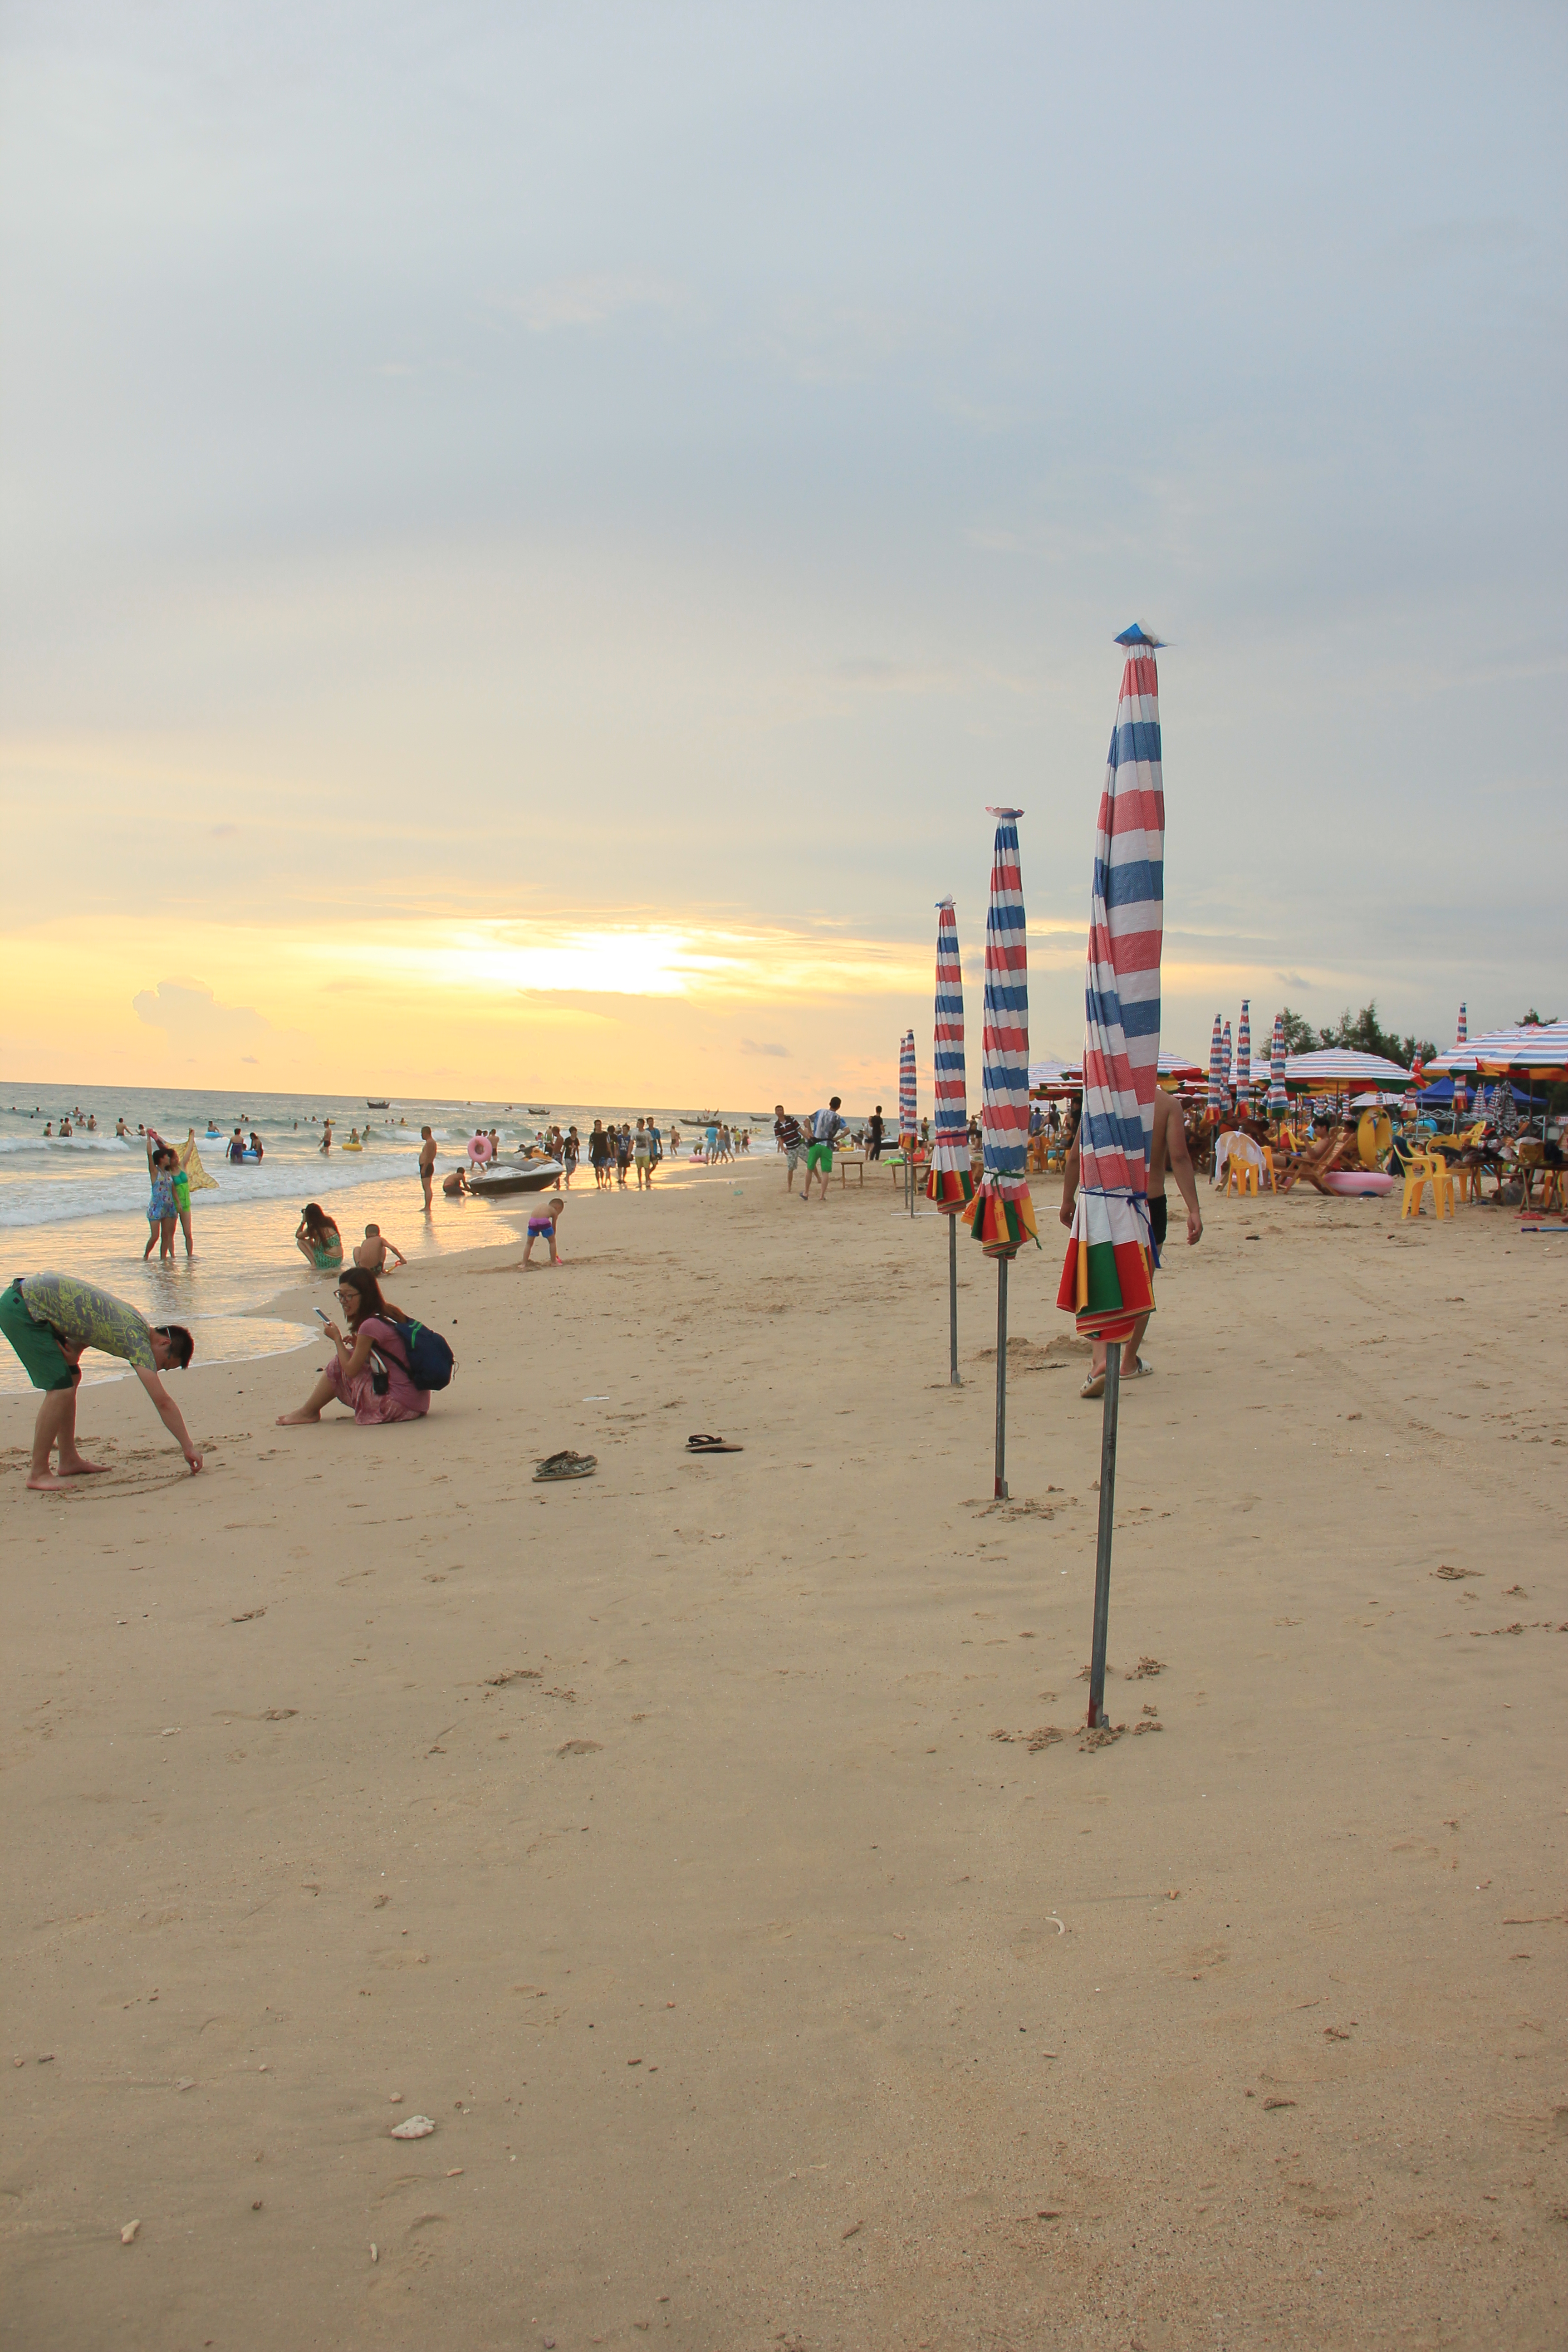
324;1316;431;1425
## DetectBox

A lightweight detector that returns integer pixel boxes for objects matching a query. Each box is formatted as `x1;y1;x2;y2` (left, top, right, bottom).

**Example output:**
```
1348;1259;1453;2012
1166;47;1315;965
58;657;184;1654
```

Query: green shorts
0;1279;79;1392
805;1141;833;1173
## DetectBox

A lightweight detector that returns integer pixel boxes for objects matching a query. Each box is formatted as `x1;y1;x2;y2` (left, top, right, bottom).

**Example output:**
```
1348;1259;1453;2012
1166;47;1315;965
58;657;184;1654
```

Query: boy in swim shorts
800;1098;845;1203
522;1195;566;1269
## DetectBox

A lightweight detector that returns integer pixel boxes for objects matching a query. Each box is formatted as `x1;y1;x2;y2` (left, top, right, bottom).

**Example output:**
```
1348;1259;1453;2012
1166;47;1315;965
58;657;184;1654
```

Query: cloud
740;1038;788;1058
132;976;289;1059
497;275;686;333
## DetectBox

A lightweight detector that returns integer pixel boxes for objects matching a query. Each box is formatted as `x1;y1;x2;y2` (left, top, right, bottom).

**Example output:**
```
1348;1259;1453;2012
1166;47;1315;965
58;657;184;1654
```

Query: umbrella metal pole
948;1212;960;1386
1086;1345;1121;1728
993;1253;1009;1499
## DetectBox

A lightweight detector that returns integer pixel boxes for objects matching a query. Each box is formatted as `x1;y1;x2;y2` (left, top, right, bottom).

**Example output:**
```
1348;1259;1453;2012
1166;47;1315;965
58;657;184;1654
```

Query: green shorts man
801;1098;845;1203
0;1272;201;1491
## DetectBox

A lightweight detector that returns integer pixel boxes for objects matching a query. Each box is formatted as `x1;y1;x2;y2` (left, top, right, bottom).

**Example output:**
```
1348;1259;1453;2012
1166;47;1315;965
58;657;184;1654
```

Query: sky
2;0;1564;1106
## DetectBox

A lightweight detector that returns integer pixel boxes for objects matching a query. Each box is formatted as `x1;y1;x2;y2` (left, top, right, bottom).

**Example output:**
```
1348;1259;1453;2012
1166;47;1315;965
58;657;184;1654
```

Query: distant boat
528;1107;550;1114
366;1098;391;1109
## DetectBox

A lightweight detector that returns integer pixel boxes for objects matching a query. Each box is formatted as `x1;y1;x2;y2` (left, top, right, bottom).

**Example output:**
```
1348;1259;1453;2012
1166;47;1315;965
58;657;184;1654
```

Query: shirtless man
1059;1088;1203;1397
419;1125;437;1211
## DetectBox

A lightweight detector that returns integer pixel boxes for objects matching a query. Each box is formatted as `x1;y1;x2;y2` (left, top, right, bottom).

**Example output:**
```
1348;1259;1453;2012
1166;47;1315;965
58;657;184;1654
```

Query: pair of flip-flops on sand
1080;1357;1152;1400
533;1435;743;1483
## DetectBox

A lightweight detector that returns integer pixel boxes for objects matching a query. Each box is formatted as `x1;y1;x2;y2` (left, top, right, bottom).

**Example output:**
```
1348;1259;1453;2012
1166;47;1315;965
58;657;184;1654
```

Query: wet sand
2;1161;1565;2348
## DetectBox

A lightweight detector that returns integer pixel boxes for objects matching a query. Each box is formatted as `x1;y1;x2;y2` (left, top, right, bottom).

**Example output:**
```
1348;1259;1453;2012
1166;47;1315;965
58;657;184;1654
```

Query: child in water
522;1195;566;1269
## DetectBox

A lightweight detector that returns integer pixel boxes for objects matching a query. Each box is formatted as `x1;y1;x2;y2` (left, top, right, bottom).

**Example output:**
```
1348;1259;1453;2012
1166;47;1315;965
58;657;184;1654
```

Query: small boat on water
366;1098;390;1109
467;1158;565;1199
528;1107;550;1115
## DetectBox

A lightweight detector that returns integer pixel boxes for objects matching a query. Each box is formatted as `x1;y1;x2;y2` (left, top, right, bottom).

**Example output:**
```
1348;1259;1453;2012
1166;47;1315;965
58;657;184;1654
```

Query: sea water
0;1085;762;1393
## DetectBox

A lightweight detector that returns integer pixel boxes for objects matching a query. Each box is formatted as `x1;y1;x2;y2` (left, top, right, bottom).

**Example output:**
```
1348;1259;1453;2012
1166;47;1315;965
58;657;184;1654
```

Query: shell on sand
389;2114;435;2139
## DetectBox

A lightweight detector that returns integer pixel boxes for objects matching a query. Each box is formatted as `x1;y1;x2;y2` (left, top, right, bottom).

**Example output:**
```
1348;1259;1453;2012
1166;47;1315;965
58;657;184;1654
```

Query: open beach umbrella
1235;1002;1252;1108
1283;1049;1411;1093
1057;626;1165;1729
1207;1016;1225;1115
1268;1012;1287;1122
964;811;1036;1255
926;901;973;1211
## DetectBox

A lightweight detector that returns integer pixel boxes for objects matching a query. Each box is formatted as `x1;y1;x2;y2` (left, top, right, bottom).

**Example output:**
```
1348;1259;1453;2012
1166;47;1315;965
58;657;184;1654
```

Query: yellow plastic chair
1401;1153;1454;1220
1226;1143;1261;1198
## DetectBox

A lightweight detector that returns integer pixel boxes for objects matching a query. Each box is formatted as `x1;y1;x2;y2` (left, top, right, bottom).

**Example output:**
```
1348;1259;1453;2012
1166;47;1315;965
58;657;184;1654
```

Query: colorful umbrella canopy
926;901;974;1208
1235;1001;1252;1104
1157;1050;1203;1084
899;1030;917;1145
1268;1012;1288;1120
1057;629;1164;1339
1283;1049;1412;1091
1427;1024;1568;1081
1207;1015;1225;1115
965;810;1036;1253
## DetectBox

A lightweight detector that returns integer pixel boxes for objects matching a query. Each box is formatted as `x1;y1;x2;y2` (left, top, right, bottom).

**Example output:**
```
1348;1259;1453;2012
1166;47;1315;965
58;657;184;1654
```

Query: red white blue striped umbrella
1207;1014;1225;1114
1454;1001;1468;1114
1268;1011;1288;1120
926;898;974;1208
1235;1001;1252;1105
899;1030;917;1146
1057;630;1163;1338
965;808;1036;1254
1221;1019;1233;1100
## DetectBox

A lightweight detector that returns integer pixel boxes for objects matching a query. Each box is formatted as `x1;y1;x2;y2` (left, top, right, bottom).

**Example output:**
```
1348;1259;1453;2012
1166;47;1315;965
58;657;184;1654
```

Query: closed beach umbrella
965;810;1036;1254
1221;1020;1233;1101
926;899;974;1210
1453;1002;1468;1115
1268;1012;1288;1122
1235;1001;1252;1108
899;1030;917;1147
1207;1015;1225;1115
1056;629;1163;1342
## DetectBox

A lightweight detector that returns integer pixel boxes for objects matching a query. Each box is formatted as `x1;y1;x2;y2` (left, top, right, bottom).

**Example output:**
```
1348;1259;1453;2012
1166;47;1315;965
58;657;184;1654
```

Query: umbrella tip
935;895;954;909
1114;622;1163;648
984;805;1024;819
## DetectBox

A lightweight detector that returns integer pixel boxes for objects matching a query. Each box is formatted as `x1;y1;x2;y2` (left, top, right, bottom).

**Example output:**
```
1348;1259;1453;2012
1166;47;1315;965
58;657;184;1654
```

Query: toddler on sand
523;1195;566;1269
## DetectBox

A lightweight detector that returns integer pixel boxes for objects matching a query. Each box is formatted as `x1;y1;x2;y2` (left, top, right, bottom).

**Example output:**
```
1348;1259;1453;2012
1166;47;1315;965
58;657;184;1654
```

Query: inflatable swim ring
468;1133;495;1166
1323;1170;1394;1196
342;1141;363;1152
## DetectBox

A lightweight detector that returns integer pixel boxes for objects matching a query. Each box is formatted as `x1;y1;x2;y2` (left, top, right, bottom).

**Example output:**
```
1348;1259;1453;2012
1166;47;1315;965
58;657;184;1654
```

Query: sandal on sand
534;1450;597;1482
687;1434;744;1453
1123;1357;1154;1380
1080;1372;1106;1401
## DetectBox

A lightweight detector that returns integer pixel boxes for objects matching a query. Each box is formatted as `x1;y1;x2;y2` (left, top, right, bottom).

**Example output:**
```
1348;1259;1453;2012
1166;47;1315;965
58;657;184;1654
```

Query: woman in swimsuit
275;1267;429;1427
143;1137;179;1261
294;1202;344;1273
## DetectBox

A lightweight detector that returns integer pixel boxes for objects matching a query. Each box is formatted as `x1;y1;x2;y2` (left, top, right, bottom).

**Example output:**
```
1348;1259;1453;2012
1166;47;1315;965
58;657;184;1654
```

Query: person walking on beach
774;1106;805;1192
419;1125;437;1210
0;1271;200;1490
867;1105;886;1161
522;1194;566;1268
1058;1088;1202;1397
588;1120;612;1188
616;1124;632;1187
355;1224;406;1275
800;1098;846;1203
633;1119;653;1189
562;1127;580;1186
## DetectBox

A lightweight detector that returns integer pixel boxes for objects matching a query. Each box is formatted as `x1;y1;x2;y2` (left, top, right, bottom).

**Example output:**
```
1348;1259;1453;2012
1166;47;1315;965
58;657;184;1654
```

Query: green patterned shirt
20;1273;157;1373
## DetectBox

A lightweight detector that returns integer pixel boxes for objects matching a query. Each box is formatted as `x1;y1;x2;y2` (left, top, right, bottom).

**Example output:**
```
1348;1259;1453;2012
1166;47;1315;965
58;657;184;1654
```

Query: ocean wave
0;1132;134;1155
0;1147;421;1230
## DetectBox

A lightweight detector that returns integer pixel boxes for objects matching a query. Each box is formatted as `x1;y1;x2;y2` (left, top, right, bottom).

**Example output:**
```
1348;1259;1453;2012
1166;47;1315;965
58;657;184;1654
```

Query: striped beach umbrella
1268;1011;1288;1122
926;899;974;1208
964;809;1036;1254
1056;629;1163;1339
1453;1002;1468;1115
899;1029;917;1147
1207;1014;1225;1115
1221;1019;1233;1101
1235;1001;1252;1107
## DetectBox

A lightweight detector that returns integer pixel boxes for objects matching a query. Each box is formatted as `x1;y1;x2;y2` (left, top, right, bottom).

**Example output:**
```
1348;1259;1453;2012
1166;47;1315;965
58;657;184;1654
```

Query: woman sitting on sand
275;1268;429;1428
295;1202;344;1273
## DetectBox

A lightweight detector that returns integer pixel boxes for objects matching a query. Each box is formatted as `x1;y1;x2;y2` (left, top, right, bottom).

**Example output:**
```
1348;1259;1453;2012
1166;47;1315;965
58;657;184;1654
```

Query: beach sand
2;1163;1565;2348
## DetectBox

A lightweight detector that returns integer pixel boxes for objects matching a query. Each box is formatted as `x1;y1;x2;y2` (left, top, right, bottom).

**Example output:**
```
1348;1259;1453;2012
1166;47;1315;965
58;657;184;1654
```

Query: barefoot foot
25;1470;71;1491
275;1409;323;1426
56;1455;111;1477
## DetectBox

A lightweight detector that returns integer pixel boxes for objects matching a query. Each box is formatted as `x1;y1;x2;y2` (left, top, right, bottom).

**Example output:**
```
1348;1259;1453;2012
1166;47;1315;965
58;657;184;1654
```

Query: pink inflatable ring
1323;1170;1394;1196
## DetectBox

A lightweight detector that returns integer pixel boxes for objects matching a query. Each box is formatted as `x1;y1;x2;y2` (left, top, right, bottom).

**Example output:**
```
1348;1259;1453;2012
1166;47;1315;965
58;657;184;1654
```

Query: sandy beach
2;1160;1564;2350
